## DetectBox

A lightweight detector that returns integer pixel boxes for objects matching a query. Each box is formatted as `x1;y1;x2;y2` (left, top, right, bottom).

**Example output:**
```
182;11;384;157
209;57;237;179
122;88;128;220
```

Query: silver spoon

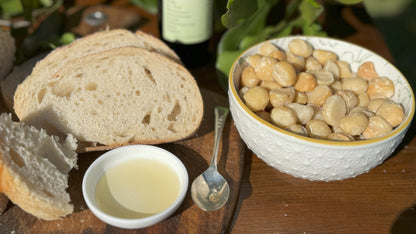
191;106;230;211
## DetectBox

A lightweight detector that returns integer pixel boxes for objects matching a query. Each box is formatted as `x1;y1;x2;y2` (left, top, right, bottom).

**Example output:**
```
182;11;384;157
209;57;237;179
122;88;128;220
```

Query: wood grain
0;89;245;233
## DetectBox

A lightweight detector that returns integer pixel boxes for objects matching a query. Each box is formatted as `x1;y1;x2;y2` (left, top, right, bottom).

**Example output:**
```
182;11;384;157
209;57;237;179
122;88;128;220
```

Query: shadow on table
391;203;416;234
227;145;253;231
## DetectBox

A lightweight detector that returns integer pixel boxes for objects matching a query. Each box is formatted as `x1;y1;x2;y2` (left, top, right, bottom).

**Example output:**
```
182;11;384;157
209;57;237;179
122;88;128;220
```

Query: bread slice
0;193;8;215
0;28;15;80
0;113;78;220
16;47;203;147
1;53;46;112
14;28;180;119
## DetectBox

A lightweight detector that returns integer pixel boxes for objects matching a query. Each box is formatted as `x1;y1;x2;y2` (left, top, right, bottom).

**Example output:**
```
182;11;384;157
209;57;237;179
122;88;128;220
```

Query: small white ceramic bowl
229;36;415;181
82;145;188;229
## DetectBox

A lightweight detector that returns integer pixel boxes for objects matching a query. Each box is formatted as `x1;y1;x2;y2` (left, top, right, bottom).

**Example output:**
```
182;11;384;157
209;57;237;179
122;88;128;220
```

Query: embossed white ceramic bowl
228;36;415;181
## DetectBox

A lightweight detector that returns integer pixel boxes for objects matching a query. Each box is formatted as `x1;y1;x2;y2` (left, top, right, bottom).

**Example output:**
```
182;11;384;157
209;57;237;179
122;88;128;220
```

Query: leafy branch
215;0;362;89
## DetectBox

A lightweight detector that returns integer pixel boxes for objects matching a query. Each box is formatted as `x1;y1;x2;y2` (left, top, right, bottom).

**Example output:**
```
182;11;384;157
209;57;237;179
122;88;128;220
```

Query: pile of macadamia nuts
239;38;405;141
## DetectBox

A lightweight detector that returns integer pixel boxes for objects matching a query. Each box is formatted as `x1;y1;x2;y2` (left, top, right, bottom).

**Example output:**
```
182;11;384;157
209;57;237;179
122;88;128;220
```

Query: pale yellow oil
94;159;180;219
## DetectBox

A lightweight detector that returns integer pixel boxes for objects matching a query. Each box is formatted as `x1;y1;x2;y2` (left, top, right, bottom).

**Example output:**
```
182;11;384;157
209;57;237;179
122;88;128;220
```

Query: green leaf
215;50;242;90
299;0;323;24
302;22;327;36
218;0;275;52
285;0;302;19
216;0;276;78
40;0;53;7
335;0;363;4
129;0;157;14
215;0;329;90
21;0;41;21
59;32;75;45
0;0;23;18
221;0;258;28
14;10;68;63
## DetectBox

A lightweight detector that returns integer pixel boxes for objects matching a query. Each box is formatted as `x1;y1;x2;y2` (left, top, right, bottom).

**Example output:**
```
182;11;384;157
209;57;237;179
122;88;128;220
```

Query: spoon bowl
191;106;230;211
191;166;230;211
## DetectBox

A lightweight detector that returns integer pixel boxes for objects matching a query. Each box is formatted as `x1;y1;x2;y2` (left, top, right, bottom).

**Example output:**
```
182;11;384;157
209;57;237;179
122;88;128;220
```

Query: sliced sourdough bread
0;28;15;80
0;113;78;220
1;53;46;112
17;47;203;147
0;193;7;215
14;28;180;119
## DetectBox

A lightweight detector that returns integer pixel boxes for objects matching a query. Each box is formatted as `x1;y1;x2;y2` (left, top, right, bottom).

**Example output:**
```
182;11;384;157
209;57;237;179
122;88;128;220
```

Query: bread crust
0;161;73;220
0;192;8;214
0;28;15;80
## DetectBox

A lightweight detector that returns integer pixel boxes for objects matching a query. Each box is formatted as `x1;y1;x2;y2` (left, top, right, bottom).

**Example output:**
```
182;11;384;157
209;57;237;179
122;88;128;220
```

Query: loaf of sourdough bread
14;28;180;120
0;113;78;220
16;47;203;146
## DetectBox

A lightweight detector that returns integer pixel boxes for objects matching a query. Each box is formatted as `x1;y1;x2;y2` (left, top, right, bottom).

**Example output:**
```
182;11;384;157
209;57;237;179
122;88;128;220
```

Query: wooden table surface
4;1;416;233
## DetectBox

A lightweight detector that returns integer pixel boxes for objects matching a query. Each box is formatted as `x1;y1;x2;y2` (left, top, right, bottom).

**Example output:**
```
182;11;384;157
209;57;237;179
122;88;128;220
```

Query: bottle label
162;0;212;44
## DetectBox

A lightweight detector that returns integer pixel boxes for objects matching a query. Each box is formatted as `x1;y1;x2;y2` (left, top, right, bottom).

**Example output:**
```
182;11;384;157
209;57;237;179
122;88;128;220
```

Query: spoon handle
210;106;229;170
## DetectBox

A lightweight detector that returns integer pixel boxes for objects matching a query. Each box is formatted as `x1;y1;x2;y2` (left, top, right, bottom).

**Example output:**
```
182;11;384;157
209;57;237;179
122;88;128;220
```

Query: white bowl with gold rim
82;145;188;229
228;36;415;181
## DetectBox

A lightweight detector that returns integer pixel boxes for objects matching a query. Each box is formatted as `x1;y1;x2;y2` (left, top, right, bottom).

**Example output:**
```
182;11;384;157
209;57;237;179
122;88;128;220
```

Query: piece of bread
1;53;46;112
0;193;8;215
0;113;78;220
0;28;15;80
14;28;180;119
15;47;203;147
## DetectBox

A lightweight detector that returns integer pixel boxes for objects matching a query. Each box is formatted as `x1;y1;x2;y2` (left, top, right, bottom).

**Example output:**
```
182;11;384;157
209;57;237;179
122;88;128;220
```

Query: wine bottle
158;0;213;68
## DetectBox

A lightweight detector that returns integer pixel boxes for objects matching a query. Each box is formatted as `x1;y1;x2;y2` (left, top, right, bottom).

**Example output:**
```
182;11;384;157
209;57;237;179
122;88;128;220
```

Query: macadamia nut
270;106;298;128
241;66;260;87
322;95;347;127
367;77;395;99
269;88;296;107
340;112;369;136
357;61;378;80
243;86;269;111
294;72;317;92
306;119;332;139
289;38;313;58
376;101;404;127
312;49;338;65
272;61;297;87
306;85;333;106
362;116;392;139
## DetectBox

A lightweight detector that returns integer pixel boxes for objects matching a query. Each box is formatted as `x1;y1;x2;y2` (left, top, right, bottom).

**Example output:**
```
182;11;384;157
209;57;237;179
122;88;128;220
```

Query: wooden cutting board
0;89;245;233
